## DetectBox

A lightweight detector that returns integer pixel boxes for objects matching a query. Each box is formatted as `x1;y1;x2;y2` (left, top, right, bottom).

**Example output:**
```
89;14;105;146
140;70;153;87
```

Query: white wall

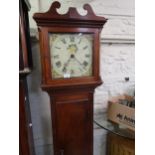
27;0;135;154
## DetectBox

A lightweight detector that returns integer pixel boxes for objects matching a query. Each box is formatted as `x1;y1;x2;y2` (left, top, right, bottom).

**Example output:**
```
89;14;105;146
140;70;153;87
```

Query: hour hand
62;57;71;72
62;66;67;73
73;56;86;70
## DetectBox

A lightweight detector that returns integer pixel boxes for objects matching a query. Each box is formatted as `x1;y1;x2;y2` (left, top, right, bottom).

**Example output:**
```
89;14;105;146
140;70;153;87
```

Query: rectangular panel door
54;93;93;155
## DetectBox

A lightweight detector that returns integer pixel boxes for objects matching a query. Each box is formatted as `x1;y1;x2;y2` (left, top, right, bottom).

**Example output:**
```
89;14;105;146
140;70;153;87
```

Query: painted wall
27;0;135;154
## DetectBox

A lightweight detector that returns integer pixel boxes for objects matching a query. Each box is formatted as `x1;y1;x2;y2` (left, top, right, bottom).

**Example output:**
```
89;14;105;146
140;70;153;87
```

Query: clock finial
83;3;96;16
46;1;61;14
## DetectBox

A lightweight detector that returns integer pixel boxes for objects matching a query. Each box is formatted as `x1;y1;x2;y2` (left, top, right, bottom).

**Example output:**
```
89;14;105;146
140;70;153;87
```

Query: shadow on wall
28;40;41;93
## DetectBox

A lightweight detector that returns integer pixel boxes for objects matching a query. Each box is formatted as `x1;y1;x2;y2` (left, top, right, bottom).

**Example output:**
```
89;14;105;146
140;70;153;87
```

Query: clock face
49;33;93;79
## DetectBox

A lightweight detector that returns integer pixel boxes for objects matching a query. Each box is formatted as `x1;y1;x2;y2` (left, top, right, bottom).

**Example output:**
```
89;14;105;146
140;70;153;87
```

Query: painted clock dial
49;33;93;79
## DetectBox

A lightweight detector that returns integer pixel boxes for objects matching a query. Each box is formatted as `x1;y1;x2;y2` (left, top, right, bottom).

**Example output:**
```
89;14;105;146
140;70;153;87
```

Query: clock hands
52;34;91;78
71;54;87;71
62;39;89;74
62;54;86;73
62;56;72;72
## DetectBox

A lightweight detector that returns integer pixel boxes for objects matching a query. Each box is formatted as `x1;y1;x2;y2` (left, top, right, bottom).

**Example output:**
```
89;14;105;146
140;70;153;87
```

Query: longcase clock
33;2;107;155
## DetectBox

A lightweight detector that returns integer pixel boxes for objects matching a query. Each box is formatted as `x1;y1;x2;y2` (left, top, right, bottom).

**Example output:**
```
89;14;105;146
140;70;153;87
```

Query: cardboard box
107;95;135;131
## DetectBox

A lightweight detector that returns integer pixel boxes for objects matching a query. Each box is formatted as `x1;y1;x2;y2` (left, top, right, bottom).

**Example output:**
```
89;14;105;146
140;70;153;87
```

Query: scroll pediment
33;1;107;28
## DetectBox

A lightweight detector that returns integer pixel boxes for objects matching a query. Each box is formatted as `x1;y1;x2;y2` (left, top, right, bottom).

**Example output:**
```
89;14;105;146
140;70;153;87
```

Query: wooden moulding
33;1;107;28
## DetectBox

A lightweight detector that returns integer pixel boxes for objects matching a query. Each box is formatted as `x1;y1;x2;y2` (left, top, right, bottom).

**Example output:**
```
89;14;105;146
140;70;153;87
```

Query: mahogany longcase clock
33;2;107;155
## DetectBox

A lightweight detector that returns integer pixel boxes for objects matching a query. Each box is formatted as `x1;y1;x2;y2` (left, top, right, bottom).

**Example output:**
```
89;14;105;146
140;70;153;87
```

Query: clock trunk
50;90;94;155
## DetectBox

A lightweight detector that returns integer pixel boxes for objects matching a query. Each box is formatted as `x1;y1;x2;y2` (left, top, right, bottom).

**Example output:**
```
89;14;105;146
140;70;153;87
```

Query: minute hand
74;57;86;70
62;57;71;72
